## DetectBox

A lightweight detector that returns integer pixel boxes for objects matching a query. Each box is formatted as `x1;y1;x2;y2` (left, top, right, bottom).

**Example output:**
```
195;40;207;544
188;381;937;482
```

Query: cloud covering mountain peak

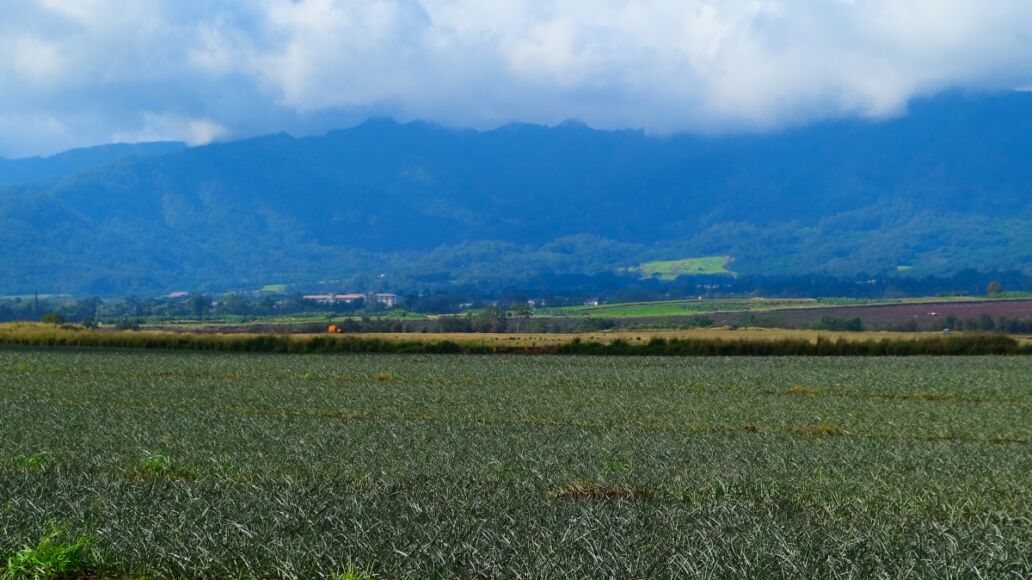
3;0;1032;156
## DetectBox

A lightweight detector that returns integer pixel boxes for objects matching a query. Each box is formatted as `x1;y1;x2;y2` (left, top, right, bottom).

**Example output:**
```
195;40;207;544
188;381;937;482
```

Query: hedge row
0;330;488;354
558;334;1029;356
0;329;1027;356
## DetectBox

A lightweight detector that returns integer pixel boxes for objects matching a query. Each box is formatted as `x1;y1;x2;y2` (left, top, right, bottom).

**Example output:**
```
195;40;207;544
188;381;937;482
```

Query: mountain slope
2;92;1031;295
0;141;187;188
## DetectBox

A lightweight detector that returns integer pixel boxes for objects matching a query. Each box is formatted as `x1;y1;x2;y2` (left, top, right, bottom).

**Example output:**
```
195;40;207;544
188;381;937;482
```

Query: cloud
2;0;1032;156
110;114;228;147
9;35;66;86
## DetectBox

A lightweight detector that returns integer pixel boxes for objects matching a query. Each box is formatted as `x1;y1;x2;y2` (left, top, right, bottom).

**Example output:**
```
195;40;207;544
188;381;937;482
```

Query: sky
2;0;1032;158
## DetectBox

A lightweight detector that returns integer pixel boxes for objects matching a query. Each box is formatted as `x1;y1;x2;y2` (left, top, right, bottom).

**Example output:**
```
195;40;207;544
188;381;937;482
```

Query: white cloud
2;0;1032;156
0;114;71;157
7;35;65;86
185;119;229;146
110;114;228;146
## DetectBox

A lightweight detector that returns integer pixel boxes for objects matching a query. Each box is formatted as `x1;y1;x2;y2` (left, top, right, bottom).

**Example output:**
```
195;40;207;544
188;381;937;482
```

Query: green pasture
541;297;815;318
634;256;732;280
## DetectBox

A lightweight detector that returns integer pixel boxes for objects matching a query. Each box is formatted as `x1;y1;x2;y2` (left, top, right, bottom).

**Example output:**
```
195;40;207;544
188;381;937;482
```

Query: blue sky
2;0;1032;157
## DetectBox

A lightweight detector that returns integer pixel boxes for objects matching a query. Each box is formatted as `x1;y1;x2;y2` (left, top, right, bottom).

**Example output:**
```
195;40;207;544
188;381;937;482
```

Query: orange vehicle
327;324;343;334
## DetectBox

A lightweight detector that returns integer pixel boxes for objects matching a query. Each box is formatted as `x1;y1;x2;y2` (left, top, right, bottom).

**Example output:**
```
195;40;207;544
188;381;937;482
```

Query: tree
74;297;100;321
40;312;66;325
510;302;534;318
987;281;1004;295
472;305;506;333
979;313;996;331
809;316;864;332
219;294;251;316
188;294;210;319
509;301;534;332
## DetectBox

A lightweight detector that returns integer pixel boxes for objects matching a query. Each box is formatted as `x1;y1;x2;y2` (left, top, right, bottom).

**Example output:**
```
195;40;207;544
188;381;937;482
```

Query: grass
134;452;191;480
1;322;1030;355
540;297;815;318
0;348;1030;576
16;452;50;469
332;570;373;580
539;293;1032;319
633;256;732;280
3;527;97;579
795;422;849;437
1;322;1030;356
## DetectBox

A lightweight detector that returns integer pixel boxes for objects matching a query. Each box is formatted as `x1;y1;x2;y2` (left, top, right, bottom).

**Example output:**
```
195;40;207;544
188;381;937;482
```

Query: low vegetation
0;323;1026;356
3;527;97;579
541;297;812;318
631;256;732;280
0;349;1029;576
807;315;865;332
560;334;1026;356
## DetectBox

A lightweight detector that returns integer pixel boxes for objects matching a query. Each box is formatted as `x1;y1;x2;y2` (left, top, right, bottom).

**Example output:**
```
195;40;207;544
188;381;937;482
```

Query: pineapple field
1;348;1030;577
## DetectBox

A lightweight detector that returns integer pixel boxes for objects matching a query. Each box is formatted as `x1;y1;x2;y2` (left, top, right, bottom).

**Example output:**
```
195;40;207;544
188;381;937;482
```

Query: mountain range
2;92;1031;295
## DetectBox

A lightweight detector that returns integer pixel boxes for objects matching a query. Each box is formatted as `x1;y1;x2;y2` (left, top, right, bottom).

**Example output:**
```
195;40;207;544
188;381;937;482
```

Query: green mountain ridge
1;92;1031;295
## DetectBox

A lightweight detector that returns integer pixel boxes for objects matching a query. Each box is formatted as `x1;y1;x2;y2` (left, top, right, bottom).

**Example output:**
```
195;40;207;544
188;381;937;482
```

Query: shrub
17;452;50;469
3;527;97;578
807;316;864;332
135;452;190;480
576;318;616;332
39;312;66;325
0;324;1026;356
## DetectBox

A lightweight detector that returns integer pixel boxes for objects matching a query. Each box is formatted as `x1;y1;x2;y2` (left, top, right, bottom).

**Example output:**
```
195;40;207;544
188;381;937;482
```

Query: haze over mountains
2;92;1031;296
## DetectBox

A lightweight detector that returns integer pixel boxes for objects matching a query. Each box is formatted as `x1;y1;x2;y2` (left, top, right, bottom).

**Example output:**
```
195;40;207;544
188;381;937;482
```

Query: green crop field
633;256;732;280
537;294;1024;319
1;348;1030;577
541;297;816;318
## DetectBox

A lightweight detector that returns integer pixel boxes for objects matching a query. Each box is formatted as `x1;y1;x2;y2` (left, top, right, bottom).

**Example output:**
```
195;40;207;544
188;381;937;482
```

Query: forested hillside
1;92;1030;295
0;142;186;188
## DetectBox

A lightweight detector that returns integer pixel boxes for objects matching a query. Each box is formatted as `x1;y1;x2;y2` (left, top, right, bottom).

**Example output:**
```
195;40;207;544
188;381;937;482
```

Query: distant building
370;293;398;308
302;293;366;305
301;292;397;308
302;294;333;304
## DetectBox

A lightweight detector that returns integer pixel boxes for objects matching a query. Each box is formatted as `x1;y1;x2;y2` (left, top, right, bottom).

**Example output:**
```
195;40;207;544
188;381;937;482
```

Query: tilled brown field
546;299;1032;331
710;299;1032;330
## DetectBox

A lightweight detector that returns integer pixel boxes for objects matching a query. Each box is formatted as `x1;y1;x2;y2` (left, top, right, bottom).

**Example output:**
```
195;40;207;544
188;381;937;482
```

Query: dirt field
713;299;1032;330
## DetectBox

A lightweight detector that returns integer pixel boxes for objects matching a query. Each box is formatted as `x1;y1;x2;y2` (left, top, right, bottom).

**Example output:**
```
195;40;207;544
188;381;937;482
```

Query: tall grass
0;324;1027;356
